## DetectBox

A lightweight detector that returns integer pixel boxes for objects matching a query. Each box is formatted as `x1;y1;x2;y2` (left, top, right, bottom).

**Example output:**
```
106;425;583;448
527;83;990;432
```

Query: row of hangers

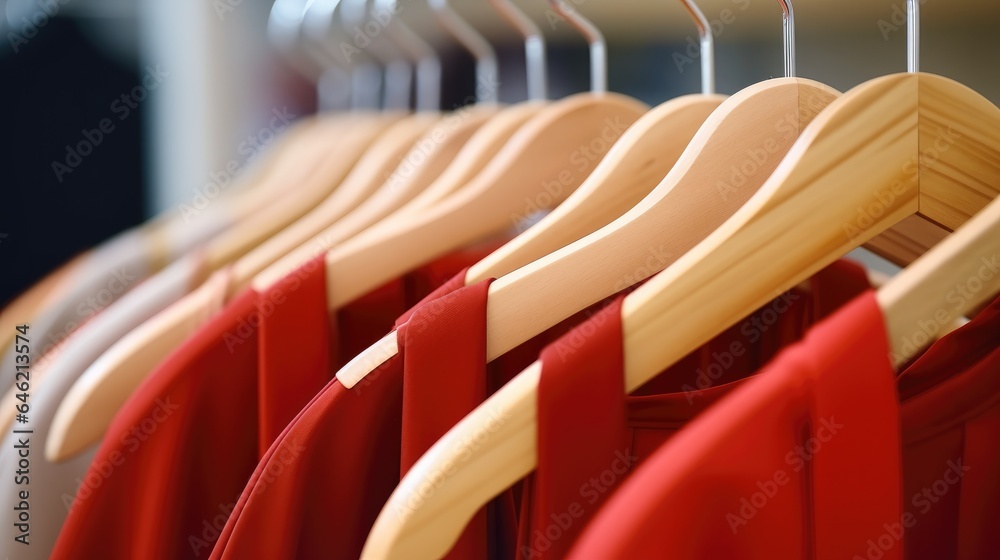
352;0;1000;558
24;1;1000;556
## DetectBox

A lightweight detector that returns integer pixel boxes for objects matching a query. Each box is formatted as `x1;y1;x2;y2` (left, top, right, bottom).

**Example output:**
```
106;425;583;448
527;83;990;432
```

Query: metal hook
302;0;383;111
776;0;795;78
677;0;714;95
546;0;607;94
268;0;323;78
429;0;498;105
373;0;442;111
489;0;548;101
338;0;415;111
907;0;919;73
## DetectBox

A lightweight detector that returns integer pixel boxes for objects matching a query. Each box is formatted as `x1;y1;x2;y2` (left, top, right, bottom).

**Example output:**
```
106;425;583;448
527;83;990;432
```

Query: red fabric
563;291;1000;560
211;281;529;560
50;250;490;560
895;294;1000;560
211;260;871;560
516;260;872;559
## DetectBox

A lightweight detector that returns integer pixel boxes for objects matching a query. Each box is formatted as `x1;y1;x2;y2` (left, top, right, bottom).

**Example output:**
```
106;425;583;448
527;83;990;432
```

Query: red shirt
50;250;493;560
566;292;1000;560
211;261;871;560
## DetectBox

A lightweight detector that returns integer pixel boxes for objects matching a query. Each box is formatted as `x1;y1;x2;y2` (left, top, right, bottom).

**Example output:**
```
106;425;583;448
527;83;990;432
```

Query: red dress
565;292;1000;560
49;249;494;560
210;261;871;559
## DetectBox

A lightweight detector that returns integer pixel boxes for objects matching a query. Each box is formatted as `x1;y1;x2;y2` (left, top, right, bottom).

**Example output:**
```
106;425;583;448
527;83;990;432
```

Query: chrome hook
677;0;715;95
373;0;442;111
546;0;607;94
908;0;919;73
490;0;548;101
303;0;383;111
777;0;795;78
429;0;498;105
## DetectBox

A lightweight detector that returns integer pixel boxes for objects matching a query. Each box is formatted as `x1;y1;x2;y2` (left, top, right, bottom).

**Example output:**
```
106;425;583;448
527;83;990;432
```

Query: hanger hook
490;0;548;101
269;0;324;78
776;0;795;78
339;0;415;111
429;0;498;105
908;0;919;73
375;0;442;111
303;0;385;111
677;0;714;95
546;0;607;94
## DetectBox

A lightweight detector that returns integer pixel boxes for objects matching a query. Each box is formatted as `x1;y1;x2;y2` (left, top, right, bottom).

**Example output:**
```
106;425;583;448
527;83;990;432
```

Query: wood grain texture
359;77;843;560
231;112;445;294
466;94;726;283
362;73;1000;560
45;115;400;461
324;92;650;310
253;103;545;291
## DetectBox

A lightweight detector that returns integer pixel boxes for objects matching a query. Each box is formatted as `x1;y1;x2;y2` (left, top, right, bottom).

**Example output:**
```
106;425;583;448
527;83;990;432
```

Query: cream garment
0;211;232;395
0;255;210;560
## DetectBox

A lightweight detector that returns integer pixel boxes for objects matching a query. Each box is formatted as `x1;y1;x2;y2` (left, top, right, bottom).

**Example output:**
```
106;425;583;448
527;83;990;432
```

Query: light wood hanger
465;0;725;284
253;0;554;291
245;0;513;288
39;114;399;461
362;5;1000;556
43;0;539;461
319;1;651;315
336;0;839;390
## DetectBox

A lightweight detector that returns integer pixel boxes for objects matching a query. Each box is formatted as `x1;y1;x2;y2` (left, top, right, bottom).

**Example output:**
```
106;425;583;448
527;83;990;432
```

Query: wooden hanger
253;102;544;290
337;78;841;388
363;17;1000;560
36;113;399;458
43;0;538;461
319;1;651;316
253;0;553;289
248;0;517;288
466;0;725;284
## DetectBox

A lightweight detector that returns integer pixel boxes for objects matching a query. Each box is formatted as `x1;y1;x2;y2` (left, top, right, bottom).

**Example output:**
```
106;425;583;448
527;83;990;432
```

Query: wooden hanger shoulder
622;72;1000;384
200;114;398;274
357;78;854;559
391;102;548;218
47;279;220;461
43;114;401;461
366;73;1000;559
323;93;650;312
250;105;525;292
466;93;726;284
879;195;1000;366
228;111;450;294
338;78;839;389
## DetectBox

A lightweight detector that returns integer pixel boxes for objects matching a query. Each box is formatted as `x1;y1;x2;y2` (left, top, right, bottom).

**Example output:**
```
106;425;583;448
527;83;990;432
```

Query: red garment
516;260;871;559
567;292;1000;560
50;250;490;560
211;261;870;560
895;294;1000;560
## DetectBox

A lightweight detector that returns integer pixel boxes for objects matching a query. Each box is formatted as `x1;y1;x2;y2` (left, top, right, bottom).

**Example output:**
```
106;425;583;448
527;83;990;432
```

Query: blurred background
3;0;1000;304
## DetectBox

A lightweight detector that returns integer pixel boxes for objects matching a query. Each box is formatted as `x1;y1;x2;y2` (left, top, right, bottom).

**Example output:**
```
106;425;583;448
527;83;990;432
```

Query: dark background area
0;17;144;305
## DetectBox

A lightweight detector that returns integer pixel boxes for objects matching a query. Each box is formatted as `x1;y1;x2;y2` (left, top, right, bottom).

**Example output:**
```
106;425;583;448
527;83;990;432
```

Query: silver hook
340;0;415;111
270;0;357;111
776;0;795;78
907;0;919;73
269;0;324;79
429;0;498;105
677;0;714;95
546;0;607;94
303;0;383;111
374;0;442;111
489;0;548;101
